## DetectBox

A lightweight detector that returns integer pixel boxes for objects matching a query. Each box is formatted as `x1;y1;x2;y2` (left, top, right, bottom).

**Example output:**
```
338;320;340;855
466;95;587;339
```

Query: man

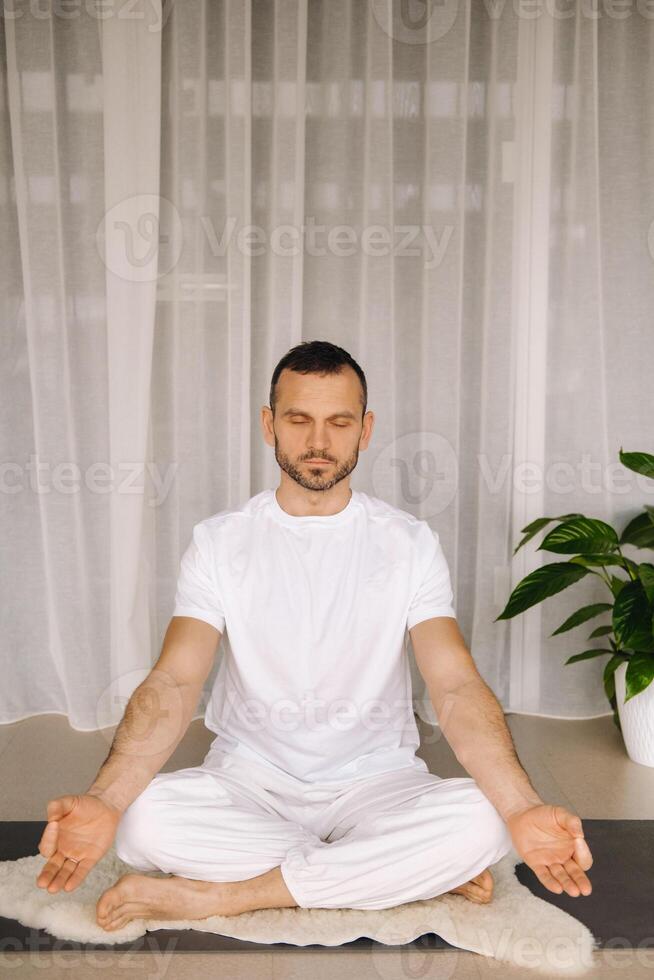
36;340;593;932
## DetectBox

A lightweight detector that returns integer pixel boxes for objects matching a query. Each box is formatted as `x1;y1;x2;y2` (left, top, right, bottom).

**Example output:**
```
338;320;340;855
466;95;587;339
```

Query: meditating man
36;340;593;932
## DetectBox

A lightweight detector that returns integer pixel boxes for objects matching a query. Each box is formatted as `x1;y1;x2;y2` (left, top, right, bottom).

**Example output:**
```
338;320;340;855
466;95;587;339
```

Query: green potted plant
495;449;654;766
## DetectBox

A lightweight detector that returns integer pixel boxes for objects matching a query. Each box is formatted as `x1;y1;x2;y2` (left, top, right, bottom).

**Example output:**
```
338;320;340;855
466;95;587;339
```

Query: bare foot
96;873;238;932
448;868;494;904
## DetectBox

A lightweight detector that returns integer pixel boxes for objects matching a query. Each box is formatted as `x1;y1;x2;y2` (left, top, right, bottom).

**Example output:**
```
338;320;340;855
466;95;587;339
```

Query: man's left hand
506;804;593;897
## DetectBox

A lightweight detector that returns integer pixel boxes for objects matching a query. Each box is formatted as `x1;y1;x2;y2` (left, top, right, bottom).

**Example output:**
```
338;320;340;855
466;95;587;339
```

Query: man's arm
411;616;595;899
410;616;544;821
86;616;221;813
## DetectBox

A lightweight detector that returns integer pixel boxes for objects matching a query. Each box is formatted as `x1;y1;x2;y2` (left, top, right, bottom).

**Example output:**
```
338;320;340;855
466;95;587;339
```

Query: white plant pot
614;660;654;767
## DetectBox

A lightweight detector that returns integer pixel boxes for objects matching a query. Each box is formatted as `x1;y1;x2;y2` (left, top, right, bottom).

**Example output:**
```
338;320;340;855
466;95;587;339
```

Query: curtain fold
1;0;653;730
99;0;163;720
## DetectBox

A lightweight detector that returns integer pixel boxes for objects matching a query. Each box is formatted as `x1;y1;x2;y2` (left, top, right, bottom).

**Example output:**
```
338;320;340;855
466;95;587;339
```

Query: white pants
113;744;514;911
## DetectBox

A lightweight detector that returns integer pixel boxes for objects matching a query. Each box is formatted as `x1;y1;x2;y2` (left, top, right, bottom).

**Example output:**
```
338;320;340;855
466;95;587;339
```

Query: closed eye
289;420;350;426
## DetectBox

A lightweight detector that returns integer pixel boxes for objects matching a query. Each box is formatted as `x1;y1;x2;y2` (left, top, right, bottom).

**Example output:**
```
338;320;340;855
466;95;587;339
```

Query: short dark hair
269;340;367;419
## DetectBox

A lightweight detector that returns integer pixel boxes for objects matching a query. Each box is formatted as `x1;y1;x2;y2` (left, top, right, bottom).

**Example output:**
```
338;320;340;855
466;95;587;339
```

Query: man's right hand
36;794;123;894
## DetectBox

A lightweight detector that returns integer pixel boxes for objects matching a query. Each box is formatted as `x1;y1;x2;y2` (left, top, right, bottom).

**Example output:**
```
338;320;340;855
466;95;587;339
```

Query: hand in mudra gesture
506;803;593;897
36;794;123;894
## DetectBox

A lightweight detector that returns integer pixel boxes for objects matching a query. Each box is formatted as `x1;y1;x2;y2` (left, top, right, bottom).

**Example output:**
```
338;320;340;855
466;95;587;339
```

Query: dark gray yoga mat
0;822;452;953
0;820;647;952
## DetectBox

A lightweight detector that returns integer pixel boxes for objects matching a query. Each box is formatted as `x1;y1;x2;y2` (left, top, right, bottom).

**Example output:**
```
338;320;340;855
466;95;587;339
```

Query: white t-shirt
173;487;456;784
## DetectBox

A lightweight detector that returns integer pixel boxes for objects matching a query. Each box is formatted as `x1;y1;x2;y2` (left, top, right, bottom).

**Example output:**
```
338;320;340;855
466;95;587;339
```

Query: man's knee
113;785;161;870
468;783;515;863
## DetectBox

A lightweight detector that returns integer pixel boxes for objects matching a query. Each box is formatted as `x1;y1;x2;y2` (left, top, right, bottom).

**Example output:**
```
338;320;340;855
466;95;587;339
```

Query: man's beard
273;436;359;492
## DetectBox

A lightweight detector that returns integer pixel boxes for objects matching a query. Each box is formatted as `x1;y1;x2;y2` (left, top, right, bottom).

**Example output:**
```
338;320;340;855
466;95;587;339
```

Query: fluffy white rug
0;844;599;975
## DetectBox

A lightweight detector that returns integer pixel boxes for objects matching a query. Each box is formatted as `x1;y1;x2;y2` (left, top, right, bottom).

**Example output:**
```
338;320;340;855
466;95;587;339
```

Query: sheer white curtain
1;0;653;731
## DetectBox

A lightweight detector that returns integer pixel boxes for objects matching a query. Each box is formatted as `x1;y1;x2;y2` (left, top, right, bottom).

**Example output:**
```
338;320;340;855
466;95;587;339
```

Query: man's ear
260;405;274;446
360;410;375;448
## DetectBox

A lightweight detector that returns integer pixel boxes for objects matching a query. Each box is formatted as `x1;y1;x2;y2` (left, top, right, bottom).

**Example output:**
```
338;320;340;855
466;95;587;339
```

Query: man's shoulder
356;490;429;537
195;489;270;535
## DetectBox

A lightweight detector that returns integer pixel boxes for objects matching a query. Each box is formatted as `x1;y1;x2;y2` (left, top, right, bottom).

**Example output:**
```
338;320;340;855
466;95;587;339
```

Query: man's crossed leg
97;761;513;931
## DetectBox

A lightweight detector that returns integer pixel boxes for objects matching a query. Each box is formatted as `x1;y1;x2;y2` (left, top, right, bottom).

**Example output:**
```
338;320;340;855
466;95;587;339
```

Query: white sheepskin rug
0;844;599;976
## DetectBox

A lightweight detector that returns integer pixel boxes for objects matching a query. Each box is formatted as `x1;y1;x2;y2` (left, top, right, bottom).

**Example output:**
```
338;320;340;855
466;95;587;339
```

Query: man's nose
305;426;331;451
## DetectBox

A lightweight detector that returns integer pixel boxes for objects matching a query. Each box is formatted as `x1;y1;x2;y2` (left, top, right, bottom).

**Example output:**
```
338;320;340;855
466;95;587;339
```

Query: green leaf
551;602;613;636
603;653;627;701
612;703;622;734
538;517;618;555
565;648;614;665
618;448;654;480
613;581;654;650
587;624;614;639
620;556;642;577
619;512;654;549
610;575;629;599
513;513;585;556
624;651;654;703
495;563;589;621
569;554;635;571
638;563;654;603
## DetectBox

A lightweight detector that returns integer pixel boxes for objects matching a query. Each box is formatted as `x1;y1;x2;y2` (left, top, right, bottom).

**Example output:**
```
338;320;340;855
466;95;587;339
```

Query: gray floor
2;711;654;978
